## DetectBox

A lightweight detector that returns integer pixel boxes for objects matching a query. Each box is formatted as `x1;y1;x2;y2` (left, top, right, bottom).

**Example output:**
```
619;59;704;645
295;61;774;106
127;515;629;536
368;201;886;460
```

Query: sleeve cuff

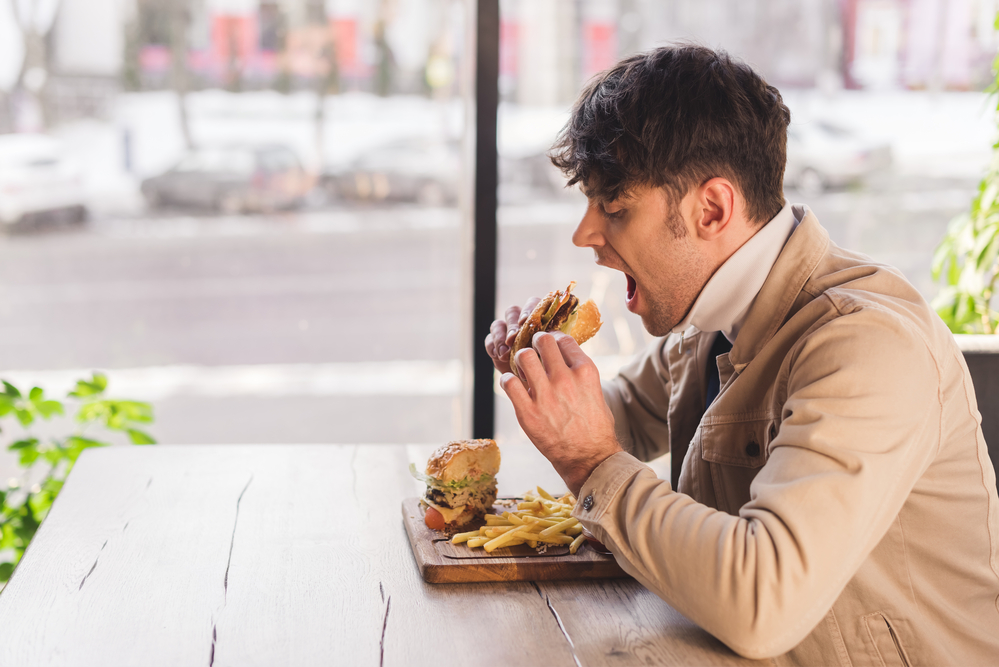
572;451;654;525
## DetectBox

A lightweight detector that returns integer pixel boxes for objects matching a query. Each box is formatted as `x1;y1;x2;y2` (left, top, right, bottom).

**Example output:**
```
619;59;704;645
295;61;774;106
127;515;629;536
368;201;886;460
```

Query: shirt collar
671;201;801;342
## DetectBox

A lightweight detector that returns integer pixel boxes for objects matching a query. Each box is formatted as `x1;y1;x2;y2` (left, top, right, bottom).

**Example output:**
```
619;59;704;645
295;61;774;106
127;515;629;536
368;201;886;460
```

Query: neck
703;216;759;277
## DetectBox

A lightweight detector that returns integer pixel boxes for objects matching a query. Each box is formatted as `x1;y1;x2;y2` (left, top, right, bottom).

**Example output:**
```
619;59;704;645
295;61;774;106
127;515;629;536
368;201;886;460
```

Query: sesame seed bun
425;439;501;485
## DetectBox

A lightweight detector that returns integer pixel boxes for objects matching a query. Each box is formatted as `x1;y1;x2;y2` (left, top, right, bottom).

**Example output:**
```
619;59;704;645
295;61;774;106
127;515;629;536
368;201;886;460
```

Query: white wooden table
0;445;763;666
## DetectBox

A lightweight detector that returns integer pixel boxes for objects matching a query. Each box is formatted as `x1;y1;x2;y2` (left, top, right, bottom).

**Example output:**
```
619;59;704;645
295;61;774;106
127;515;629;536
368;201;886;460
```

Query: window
0;0;474;471
492;0;997;452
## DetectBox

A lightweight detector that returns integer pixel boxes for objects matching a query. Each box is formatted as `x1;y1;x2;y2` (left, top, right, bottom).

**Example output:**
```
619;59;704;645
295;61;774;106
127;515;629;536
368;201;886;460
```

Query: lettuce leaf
560;310;577;334
408;463;437;486
541;297;561;327
408;464;493;489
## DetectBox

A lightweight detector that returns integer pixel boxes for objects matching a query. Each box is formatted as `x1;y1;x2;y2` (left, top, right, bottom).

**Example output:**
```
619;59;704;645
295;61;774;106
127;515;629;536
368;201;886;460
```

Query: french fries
450;486;588;555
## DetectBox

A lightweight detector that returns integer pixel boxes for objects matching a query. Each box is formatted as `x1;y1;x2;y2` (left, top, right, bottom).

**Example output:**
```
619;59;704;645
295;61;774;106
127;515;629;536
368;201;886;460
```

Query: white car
785;121;892;196
0;133;87;226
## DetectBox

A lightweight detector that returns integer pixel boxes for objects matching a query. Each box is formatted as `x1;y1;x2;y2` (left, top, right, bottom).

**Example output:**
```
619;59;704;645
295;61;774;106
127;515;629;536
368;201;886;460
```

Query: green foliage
933;13;999;334
0;373;155;584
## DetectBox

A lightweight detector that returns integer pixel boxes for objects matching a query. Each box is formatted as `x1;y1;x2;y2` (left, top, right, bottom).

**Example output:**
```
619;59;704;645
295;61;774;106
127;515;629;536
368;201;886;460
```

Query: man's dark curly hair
550;44;790;226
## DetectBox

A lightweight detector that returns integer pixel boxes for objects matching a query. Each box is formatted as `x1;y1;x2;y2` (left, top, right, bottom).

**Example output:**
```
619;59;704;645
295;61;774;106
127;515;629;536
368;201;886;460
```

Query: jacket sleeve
601;336;673;463
576;308;941;659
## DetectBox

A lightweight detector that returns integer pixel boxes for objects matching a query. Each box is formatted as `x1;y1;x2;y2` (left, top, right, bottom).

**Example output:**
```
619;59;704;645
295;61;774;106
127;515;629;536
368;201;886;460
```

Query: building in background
122;0;455;95
1;0;997;134
499;0;999;107
898;0;998;90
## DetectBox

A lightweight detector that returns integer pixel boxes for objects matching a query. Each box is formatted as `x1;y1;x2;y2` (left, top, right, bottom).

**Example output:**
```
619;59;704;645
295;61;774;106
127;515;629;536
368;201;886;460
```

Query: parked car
500;150;571;202
0;133;87;226
322;137;460;206
785;121;892;196
141;144;311;213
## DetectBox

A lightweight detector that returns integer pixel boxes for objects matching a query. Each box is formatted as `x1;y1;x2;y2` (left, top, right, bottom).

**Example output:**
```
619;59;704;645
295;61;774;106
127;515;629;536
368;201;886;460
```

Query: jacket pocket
862;612;910;667
698;415;775;514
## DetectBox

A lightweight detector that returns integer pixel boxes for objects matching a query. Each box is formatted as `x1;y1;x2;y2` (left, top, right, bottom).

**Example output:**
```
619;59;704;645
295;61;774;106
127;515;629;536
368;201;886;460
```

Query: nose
572;202;606;248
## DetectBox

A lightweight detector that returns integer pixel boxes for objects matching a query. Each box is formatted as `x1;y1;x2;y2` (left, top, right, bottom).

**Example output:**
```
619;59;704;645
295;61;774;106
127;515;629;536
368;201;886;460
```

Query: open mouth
625;274;637;304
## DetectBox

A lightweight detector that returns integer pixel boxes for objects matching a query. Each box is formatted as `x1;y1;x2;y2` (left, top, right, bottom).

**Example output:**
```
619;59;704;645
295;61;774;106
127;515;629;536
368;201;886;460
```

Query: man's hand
484;296;541;374
500;331;622;496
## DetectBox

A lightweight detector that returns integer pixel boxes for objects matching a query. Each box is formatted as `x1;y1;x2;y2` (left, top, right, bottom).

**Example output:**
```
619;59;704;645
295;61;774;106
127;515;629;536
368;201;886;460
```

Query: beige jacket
574;207;999;665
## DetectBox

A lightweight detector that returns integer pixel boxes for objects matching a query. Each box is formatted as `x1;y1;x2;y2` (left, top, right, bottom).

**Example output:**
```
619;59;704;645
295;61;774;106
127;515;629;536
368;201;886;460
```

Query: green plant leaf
42;479;63;496
69;373;108;398
64;436;109;465
980;181;999;213
17;448;39;467
15;513;38;542
65;436;109;452
126;429;156;445
931;236;953;280
76;401;110;425
42;446;65;466
27;489;54;520
947;250;961;286
933;28;999;334
14;408;33;428
116;400;154;422
0;524;15;550
8;438;39;451
0;370;155;583
980;234;999;278
35;400;64;419
0;562;13;583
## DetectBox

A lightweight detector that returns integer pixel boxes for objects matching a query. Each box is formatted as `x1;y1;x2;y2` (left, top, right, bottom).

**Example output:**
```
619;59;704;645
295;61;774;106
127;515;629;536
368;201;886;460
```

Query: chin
640;315;673;338
641;311;686;338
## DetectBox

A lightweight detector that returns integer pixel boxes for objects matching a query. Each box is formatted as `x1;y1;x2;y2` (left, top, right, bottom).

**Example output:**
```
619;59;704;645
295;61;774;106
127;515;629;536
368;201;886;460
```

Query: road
0;173;978;483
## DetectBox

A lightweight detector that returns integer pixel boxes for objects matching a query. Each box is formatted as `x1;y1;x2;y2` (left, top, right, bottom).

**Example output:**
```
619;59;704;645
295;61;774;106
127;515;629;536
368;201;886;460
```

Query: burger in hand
410;439;500;532
510;281;602;376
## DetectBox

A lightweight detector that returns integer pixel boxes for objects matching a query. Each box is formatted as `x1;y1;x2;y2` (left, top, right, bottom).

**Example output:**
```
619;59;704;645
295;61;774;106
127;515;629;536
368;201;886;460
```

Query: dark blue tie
705;332;733;411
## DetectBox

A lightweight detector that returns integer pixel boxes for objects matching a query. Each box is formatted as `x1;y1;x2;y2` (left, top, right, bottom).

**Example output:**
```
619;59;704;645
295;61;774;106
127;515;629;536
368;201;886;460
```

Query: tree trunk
169;0;193;149
313;2;338;173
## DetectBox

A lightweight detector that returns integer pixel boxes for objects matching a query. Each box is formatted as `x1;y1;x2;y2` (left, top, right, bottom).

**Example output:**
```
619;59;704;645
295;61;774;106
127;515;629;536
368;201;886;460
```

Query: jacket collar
728;204;829;372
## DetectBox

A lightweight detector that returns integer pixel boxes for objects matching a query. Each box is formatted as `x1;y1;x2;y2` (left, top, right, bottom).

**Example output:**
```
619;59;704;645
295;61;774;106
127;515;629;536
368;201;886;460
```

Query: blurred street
0;167;978;474
1;79;996;486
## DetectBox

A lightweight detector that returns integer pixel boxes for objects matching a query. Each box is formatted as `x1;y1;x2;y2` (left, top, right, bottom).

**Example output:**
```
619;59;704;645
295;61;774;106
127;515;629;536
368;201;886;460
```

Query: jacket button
582;494;594;510
745;441;760;457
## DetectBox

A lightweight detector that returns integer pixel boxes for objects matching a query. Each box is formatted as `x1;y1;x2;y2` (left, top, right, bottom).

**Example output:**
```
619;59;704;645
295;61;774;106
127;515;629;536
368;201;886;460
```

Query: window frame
472;0;500;438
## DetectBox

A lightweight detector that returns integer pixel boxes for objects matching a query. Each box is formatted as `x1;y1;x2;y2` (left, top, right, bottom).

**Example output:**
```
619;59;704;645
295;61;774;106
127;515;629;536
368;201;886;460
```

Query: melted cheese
425;499;467;523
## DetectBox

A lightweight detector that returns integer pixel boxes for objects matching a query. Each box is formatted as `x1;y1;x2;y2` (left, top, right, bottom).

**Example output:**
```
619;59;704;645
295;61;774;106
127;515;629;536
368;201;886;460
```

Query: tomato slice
424;506;446;531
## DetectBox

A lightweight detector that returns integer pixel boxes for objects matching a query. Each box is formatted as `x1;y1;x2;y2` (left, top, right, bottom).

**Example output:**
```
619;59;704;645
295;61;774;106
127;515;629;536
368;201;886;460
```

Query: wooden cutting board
402;497;630;583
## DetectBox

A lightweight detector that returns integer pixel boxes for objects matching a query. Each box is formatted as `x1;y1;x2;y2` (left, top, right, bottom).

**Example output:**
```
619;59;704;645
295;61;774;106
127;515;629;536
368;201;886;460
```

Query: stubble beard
638;214;707;338
641;286;692;337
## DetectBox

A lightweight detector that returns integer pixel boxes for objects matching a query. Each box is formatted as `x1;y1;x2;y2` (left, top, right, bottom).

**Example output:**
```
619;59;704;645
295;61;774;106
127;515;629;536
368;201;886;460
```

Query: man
484;45;999;664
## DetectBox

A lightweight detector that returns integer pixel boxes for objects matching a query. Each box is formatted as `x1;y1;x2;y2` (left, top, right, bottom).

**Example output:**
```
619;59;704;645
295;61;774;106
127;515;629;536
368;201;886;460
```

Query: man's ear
692;178;736;241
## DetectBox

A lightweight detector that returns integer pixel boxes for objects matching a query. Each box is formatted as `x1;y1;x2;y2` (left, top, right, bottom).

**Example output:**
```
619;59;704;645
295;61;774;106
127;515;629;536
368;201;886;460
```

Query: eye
600;203;625;220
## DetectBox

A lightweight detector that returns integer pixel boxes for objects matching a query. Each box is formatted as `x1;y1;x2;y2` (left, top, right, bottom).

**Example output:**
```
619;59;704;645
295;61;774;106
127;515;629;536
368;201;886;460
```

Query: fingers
491;296;543;368
519;297;542;326
549;332;593;370
505;295;540;346
531;331;569;377
503;305;522;348
490;318;511;360
485;318;513;374
499;371;531;409
513;345;545;388
513;331;573;390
